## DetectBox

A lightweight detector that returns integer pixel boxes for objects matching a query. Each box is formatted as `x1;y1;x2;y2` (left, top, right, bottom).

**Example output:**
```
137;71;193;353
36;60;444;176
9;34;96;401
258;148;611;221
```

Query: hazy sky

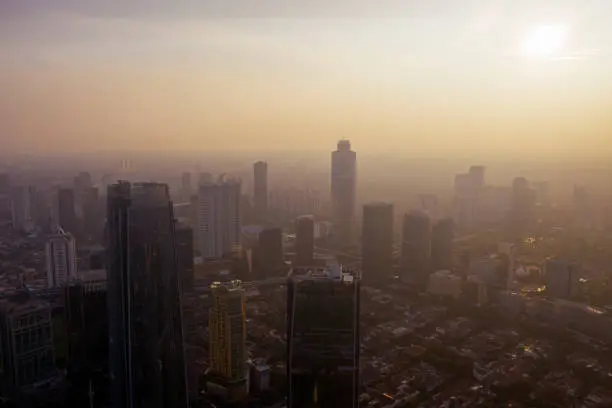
1;1;612;156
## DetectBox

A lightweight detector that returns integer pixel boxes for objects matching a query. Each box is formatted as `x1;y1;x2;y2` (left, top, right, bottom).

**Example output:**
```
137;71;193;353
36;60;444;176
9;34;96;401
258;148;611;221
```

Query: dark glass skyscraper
400;211;431;285
106;181;188;408
257;227;284;278
295;215;314;266
175;223;195;294
287;266;360;408
253;161;268;223
361;202;394;283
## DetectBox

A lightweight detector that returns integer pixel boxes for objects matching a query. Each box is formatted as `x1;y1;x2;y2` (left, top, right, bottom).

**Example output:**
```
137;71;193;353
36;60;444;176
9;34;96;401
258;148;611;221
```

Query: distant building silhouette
10;185;32;231
331;140;357;244
287;266;360;408
253;161;268;223
181;172;192;202
295;215;314;266
106;181;188;408
431;218;455;272
400;211;431;285
361;202;394;283
196;180;242;259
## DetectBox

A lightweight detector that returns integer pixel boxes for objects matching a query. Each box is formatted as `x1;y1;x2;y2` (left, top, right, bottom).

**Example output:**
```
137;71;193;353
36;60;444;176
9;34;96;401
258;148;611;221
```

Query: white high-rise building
46;227;77;287
331;139;357;244
197;178;242;259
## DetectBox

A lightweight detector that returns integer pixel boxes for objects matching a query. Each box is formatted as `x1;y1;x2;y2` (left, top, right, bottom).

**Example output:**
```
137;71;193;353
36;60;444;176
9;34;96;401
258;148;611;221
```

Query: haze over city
2;0;612;156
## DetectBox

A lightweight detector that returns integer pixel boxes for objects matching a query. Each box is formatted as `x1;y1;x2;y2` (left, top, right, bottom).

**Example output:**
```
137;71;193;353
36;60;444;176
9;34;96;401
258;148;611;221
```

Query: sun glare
521;24;568;57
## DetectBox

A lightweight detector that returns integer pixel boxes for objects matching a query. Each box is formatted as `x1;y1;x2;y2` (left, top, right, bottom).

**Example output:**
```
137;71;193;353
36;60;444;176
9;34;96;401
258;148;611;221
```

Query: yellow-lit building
208;279;247;399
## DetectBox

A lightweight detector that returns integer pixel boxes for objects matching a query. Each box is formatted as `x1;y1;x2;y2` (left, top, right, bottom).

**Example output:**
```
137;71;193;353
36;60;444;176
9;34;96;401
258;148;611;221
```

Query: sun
521;24;568;57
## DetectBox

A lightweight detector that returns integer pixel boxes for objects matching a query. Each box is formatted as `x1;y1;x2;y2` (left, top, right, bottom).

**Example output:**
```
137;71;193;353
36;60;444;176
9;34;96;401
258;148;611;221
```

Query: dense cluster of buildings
2;139;612;407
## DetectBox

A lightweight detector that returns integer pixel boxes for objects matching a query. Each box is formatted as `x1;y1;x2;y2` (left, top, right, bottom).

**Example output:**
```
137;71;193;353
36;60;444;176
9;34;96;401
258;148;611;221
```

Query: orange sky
1;1;611;156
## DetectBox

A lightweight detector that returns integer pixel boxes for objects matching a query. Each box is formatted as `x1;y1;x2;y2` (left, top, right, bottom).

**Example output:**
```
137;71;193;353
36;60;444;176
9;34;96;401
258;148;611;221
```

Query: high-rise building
208;280;247;401
431;218;455;272
176;222;195;294
0;294;56;395
0;173;11;221
74;172;93;191
545;258;580;299
287;265;360;408
400;211;431;285
361;202;394;283
106;181;188;408
508;177;536;238
295;215;314;266
257;227;283;278
58;187;78;234
10;185;32;231
331;140;357;244
197;180;242;259
46;227;77;288
198;172;213;187
253;161;268;223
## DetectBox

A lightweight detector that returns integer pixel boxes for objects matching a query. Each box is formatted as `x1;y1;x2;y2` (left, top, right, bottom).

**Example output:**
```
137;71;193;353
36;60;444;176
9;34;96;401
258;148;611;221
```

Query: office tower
181;172;192;201
361;202;394;283
208;280;247;402
418;194;439;220
46;227;77;288
545;258;580;299
331;140;357;244
295;215;314;266
257;227;283;278
0;294;56;395
400;211;431;285
176;222;195;294
0;173;11;220
253;161;268;223
197;179;242;259
10;185;32;231
58;187;78;234
431;218;455;272
74;172;93;191
287;265;360;408
533;181;550;207
106;181;188;408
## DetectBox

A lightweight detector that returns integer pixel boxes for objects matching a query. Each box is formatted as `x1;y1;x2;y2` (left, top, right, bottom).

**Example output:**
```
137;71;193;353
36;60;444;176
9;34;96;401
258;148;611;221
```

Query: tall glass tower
106;181;188;408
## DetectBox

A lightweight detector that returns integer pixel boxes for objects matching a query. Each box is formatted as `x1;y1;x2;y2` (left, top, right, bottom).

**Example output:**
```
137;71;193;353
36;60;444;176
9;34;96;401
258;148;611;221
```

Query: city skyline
2;1;612;156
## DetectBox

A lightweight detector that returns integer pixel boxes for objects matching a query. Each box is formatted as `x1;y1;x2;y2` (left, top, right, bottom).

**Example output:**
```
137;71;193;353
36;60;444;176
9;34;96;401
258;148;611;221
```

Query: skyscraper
400;211;431;285
361;202;394;283
331;140;357;244
295;215;314;266
431;218;455;272
46;227;77;288
208;280;247;401
58;187;78;234
197;179;242;259
253;161;268;223
287;265;360;408
106;181;188;408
